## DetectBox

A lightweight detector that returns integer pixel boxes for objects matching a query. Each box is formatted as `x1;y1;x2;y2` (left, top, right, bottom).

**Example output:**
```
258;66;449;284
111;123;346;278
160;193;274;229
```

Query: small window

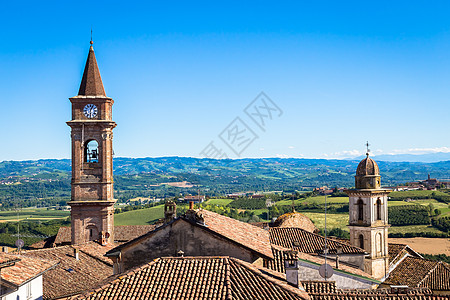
359;234;364;249
26;282;32;299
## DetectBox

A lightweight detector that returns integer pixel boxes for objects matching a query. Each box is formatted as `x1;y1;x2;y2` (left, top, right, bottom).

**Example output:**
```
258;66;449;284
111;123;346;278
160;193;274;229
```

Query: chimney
189;201;194;210
335;254;339;269
164;201;177;224
285;252;301;287
2;246;8;253
74;248;79;260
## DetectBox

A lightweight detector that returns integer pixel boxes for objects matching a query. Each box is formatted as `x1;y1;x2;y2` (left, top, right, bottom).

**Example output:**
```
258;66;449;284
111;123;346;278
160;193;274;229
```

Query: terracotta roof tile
302;281;337;294
388;243;421;265
269;227;365;255
68;257;309;300
389;243;408;261
384;256;450;291
191;209;273;259
0;253;20;267
29;235;56;249
0;253;57;287
54;226;71;245
21;245;113;299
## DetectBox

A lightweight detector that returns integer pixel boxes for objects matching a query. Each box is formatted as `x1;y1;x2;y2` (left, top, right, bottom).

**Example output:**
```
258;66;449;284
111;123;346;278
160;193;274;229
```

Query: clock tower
67;41;116;245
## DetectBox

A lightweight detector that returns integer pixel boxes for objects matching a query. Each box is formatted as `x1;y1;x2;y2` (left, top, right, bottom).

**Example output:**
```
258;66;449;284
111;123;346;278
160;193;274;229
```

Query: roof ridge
270;227;365;253
224;257;233;300
228;257;309;299
22;244;72;253
74;257;163;299
77;248;113;267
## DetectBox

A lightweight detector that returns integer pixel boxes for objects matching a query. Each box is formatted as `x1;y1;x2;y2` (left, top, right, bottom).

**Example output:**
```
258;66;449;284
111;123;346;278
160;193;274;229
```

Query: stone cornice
346;189;390;197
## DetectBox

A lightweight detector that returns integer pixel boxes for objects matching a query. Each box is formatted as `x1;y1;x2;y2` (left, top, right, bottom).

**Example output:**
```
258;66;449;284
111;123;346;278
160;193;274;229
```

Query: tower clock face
83;104;98;118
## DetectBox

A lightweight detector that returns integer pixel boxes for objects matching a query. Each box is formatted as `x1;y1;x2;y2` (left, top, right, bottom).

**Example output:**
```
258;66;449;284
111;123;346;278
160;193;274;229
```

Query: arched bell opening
357;199;364;221
358;234;364;250
376;198;382;220
84;139;99;163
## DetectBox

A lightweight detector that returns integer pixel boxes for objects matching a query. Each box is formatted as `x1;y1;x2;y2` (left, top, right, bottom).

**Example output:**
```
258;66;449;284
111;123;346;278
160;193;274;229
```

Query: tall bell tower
67;40;116;245
346;146;390;279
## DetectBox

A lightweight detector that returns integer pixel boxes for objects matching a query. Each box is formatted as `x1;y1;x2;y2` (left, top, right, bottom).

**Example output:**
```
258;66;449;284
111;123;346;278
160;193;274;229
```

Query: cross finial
366;141;370;157
90;27;93;45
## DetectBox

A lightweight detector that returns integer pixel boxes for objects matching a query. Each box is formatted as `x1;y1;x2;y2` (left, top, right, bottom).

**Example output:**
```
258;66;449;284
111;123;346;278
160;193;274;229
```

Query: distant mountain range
368;152;450;163
2;156;450;189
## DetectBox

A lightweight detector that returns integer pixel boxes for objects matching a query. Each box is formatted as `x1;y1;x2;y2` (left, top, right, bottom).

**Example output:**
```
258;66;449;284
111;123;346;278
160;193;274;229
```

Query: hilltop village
0;42;449;300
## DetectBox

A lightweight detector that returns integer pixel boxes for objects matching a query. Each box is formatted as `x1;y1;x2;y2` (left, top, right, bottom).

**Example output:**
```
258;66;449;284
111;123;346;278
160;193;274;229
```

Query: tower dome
273;211;317;233
356;154;380;176
355;154;381;189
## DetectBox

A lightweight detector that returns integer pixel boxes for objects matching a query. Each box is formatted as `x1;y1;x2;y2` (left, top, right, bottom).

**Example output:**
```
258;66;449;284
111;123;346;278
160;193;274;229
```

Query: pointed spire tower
78;41;106;96
67;40;117;245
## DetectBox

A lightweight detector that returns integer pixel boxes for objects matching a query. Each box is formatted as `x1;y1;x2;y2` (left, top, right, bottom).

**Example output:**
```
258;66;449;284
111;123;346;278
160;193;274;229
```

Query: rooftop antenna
318;194;333;280
15;204;24;254
324;195;328;274
291;193;295;212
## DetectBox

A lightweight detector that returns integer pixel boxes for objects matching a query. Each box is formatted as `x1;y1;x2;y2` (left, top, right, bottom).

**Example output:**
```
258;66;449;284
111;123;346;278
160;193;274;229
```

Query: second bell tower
67;41;117;245
346;150;390;279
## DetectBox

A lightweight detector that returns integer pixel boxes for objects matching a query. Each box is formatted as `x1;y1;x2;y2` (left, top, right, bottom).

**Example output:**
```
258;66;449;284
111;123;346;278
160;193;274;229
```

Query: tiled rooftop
388;243;421;265
22;245;113;299
68;256;310;300
0;252;56;287
269;227;365;254
384;256;450;291
0;253;20;267
29;235;56;249
302;281;337;294
190;209;273;259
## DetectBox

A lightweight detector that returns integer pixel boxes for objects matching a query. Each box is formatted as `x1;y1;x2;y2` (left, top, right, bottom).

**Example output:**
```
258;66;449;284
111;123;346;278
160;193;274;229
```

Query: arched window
376;198;382;220
376;232;382;255
84;140;99;163
86;225;98;241
357;199;364;221
359;234;364;249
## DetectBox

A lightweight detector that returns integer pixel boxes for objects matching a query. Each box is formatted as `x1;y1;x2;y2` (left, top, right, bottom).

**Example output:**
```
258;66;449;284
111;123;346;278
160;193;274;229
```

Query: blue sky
1;1;450;161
